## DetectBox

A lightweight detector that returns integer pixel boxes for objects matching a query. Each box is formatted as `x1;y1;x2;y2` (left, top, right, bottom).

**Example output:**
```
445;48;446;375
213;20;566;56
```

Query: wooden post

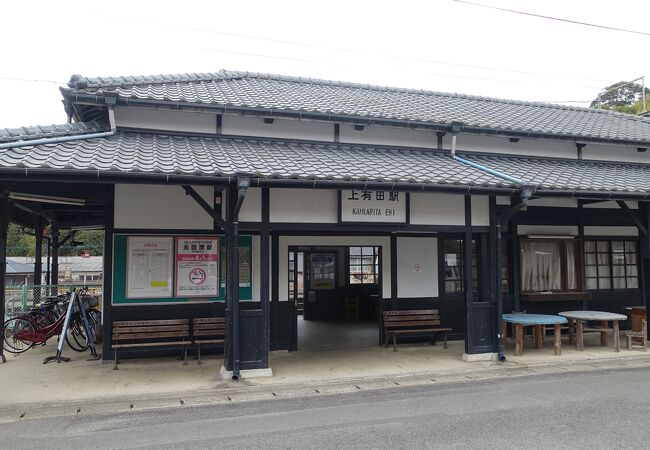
515;324;523;356
600;320;609;346
33;216;43;302
568;318;575;345
576;320;584;351
554;323;562;356
0;197;9;363
613;320;620;352
534;324;543;349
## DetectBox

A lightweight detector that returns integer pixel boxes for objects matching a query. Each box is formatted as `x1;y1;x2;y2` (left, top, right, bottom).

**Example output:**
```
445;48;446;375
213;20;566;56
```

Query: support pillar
101;189;115;361
390;232;398;310
0;198;10;363
260;187;270;368
33;216;44;303
464;195;474;355
51;223;59;288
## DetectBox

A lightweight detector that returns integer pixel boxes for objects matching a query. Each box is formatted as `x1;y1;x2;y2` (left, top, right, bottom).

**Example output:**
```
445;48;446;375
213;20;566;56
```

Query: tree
590;81;650;115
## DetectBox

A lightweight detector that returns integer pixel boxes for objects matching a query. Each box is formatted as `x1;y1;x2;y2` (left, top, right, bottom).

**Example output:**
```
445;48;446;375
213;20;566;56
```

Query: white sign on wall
175;237;219;297
340;189;407;223
127;236;173;298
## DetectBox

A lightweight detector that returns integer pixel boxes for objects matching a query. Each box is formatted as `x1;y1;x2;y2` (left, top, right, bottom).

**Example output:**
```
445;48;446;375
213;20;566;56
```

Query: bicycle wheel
66;318;89;352
3;317;36;354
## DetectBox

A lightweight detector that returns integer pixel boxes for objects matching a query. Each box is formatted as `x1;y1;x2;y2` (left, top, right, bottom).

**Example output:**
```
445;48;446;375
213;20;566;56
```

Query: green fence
4;284;103;319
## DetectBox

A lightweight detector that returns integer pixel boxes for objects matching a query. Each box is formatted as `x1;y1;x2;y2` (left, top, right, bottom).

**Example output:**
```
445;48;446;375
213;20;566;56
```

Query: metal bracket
182;185;227;230
616;200;647;235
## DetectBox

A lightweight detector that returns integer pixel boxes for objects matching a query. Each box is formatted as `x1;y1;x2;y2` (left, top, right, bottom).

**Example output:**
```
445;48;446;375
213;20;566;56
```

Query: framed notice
175;236;219;297
127;236;173;299
339;189;407;224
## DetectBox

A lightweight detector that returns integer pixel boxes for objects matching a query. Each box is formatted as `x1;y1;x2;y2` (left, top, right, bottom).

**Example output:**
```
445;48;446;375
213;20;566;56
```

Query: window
585;240;638;291
348;246;380;284
443;240;478;297
501;241;509;293
520;239;580;293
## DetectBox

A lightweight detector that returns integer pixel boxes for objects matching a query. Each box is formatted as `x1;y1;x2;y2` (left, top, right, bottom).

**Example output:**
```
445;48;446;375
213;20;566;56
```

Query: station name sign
339;189;407;223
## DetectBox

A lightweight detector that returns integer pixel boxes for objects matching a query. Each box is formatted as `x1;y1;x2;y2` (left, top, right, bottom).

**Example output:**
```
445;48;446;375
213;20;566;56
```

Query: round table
502;313;567;356
558;311;627;352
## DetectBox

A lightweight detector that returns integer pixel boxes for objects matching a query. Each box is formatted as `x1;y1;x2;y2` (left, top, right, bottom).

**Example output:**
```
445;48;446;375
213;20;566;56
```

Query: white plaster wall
410;193;465;225
339;124;436;148
222;115;333;141
114;184;214;229
270;188;338;223
114;107;216;134
471;195;489;226
583;200;638;209
584;144;650;164
497;196;513;205
517;225;578;236
527;198;579;208
584;226;639;236
397;237;438;298
277;236;391;301
239;187;261;222
443;133;578;159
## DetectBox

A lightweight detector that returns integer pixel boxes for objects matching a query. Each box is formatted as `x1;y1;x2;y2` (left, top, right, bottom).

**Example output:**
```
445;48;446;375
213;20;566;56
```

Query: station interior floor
297;316;379;351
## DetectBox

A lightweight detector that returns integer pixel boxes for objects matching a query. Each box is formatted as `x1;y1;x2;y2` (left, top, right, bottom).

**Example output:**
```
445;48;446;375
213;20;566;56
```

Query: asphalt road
2;367;650;449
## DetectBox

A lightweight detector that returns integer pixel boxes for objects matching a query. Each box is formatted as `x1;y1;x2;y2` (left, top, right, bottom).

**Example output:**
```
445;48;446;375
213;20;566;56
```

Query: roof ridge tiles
0;121;108;144
66;69;650;123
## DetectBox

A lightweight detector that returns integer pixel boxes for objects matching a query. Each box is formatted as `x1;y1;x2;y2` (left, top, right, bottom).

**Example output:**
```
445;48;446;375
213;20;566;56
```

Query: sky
1;0;649;128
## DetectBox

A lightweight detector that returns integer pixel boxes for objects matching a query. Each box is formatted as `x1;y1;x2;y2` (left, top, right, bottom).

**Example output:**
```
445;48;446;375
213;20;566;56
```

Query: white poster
127;236;173;298
340;189;407;223
175;237;219;297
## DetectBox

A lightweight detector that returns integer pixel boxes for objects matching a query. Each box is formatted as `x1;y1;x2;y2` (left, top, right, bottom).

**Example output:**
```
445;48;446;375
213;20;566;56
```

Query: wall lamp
638;147;647;153
353;124;365;131
263;118;275;124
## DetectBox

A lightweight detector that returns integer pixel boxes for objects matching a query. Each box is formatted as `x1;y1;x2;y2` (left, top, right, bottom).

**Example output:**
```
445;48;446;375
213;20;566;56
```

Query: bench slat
114;331;190;340
112;341;190;349
194;338;225;344
193;318;225;324
388;328;452;334
113;325;189;333
114;319;189;326
193;324;226;330
383;310;439;316
385;320;442;328
384;315;440;321
193;330;226;336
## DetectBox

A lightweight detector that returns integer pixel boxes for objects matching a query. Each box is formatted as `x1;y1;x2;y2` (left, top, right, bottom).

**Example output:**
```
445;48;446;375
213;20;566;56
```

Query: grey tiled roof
65;71;650;145
0;121;107;144
0;131;506;187
465;153;650;193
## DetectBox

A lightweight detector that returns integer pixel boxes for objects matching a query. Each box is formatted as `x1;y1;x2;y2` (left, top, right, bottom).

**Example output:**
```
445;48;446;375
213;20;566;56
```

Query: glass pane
597;253;609;265
585;254;597;265
444;240;462;253
349;247;361;256
445;253;460;268
625;241;636;253
627;265;638;277
613;266;625;277
586;278;597;290
585;241;596;252
627;277;639;289
362;246;375;256
600;266;610;277
597;241;609;252
613;278;626;289
445;281;461;294
520;241;562;292
585;266;597;277
625;253;637;265
612;254;625;265
612;241;624;253
599;278;611;289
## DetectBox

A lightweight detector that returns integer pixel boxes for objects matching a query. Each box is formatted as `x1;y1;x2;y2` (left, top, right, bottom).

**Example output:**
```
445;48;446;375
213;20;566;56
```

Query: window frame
519;238;583;294
347;246;381;285
585;239;639;292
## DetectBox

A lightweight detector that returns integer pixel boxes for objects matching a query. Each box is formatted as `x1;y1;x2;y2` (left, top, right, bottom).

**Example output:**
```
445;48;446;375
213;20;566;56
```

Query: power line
124;17;615;84
451;0;650;37
0;76;65;84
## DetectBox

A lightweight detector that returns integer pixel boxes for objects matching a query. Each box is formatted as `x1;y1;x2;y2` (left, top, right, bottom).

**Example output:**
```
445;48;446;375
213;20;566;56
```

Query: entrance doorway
288;245;382;351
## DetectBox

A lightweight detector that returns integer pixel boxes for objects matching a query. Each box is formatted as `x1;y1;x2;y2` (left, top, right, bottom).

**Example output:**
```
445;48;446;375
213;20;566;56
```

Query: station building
1;71;649;376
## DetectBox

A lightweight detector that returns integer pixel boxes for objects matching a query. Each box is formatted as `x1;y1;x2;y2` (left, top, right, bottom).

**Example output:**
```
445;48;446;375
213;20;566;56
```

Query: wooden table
624;306;647;345
502;313;567;356
558;311;627;352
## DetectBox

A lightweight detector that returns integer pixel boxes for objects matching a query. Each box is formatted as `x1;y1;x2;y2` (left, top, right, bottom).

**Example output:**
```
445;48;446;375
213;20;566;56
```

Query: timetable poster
175;237;219;297
127;236;173;299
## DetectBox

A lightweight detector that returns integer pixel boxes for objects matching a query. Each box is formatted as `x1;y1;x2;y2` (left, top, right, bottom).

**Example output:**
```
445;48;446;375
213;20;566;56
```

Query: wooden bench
111;319;190;370
192;317;226;364
625;319;647;351
383;309;451;352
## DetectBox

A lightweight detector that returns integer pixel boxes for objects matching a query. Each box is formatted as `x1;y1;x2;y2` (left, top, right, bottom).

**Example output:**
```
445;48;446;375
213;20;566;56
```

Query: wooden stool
625;320;647;351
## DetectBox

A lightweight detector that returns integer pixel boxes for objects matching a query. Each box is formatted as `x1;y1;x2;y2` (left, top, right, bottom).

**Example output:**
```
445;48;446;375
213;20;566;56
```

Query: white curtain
521;241;561;292
566;242;577;290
